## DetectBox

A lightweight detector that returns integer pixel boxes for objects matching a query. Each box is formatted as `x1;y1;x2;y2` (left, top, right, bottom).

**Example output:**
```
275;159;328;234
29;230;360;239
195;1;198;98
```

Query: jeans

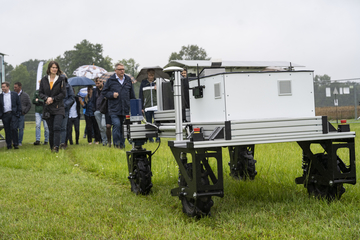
46;114;64;149
60;110;69;144
18;115;25;144
94;110;107;144
35;112;49;142
145;111;160;142
110;115;125;147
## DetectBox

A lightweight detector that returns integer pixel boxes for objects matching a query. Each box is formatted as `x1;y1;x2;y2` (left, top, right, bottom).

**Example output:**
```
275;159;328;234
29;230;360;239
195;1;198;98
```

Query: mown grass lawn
0;121;359;239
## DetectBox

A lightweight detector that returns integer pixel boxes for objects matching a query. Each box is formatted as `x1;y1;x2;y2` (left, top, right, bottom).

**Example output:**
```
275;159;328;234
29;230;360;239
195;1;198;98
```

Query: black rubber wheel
178;163;214;217
307;182;345;201
304;153;346;201
130;156;153;195
229;147;257;180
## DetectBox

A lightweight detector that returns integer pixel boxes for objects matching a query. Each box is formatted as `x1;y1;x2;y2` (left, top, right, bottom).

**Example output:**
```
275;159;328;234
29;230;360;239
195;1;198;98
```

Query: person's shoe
59;143;67;150
108;143;111;148
34;141;41;145
7;146;12;150
43;142;48;145
18;143;22;146
52;146;59;153
83;134;86;138
148;138;154;143
14;146;19;149
76;142;79;145
156;139;161;143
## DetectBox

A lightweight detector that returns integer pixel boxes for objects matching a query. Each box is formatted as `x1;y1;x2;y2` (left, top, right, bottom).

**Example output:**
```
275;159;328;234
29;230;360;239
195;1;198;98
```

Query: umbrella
136;66;169;82
98;72;115;82
68;76;95;87
77;86;96;98
73;65;107;79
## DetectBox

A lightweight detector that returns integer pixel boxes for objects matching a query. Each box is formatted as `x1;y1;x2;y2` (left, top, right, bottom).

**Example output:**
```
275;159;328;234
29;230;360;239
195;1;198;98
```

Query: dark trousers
46;114;63;149
2;112;19;148
85;115;101;143
67;117;80;144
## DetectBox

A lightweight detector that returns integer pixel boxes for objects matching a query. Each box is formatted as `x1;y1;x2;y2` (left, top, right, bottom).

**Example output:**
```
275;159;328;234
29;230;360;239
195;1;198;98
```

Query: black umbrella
68;76;95;87
136;66;169;82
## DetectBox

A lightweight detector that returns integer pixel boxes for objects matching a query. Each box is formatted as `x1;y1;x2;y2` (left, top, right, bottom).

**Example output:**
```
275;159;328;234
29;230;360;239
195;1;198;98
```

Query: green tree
55;39;113;76
314;74;331;86
168;45;210;62
10;65;32;94
117;58;140;77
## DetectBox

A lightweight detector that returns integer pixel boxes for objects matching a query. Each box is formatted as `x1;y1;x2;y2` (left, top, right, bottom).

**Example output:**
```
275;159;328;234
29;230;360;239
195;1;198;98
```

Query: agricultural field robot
124;60;356;217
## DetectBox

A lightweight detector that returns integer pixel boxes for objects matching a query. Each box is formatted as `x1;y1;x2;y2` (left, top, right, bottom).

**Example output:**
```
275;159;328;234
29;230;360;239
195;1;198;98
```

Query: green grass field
0;121;359;239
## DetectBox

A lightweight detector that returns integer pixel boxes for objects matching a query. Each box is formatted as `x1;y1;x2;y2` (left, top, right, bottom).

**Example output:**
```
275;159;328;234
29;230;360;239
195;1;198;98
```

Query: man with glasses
102;63;135;149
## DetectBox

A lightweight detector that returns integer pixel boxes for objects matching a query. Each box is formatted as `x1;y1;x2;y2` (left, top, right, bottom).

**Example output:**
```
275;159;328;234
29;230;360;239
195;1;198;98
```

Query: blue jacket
0;91;22;118
102;74;136;116
83;98;95;117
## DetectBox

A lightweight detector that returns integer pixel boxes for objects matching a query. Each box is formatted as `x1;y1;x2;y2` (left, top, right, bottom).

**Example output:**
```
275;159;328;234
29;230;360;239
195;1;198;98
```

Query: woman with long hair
39;61;67;152
80;85;101;144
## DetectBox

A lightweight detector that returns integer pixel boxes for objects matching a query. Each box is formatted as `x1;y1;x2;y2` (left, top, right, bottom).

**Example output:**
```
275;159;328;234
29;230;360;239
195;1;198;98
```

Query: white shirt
115;74;125;85
3;91;12;113
69;101;78;118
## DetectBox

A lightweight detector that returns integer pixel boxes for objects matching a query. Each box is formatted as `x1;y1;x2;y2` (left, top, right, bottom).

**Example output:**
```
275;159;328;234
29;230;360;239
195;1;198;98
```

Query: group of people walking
1;61;163;152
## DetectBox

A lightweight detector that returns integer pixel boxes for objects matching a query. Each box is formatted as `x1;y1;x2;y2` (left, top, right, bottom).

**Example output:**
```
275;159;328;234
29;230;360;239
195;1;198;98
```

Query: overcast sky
1;0;359;80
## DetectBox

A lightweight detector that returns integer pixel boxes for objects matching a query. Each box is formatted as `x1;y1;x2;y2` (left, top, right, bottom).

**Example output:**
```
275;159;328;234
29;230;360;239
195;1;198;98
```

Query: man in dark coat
91;77;107;146
0;81;22;149
102;63;136;148
14;82;31;146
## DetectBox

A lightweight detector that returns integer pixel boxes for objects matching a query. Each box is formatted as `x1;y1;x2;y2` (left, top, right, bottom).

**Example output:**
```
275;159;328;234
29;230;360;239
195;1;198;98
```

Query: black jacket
19;91;31;115
102;74;136;116
0;91;22;118
39;75;67;116
64;83;75;112
91;87;104;112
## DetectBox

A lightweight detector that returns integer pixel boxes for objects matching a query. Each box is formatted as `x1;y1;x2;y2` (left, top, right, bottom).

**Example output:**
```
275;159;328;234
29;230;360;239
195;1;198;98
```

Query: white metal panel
224;71;315;120
189;75;227;122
